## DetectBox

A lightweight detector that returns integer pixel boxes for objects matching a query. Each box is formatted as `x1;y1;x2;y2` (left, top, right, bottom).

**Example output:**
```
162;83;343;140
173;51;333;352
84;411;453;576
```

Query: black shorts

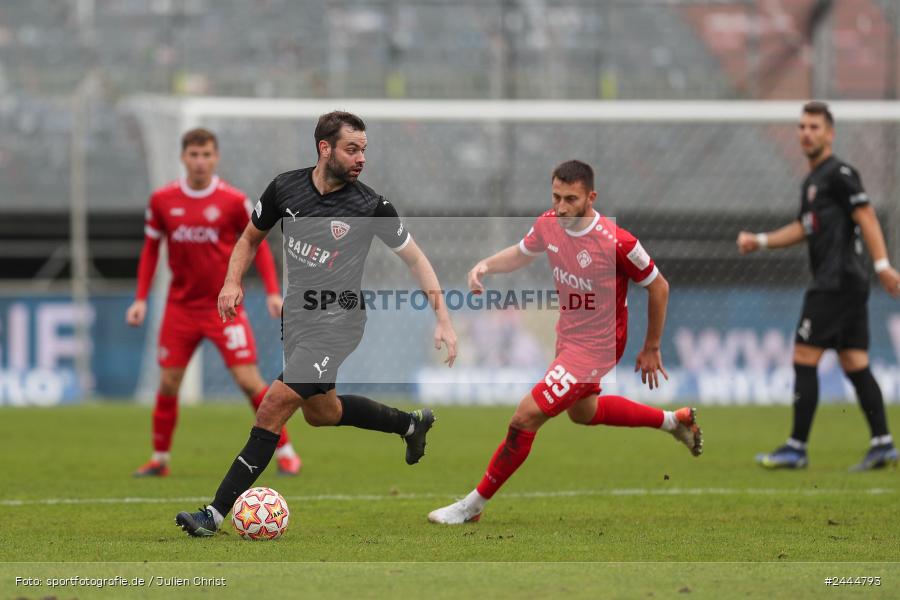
278;323;364;398
795;289;869;350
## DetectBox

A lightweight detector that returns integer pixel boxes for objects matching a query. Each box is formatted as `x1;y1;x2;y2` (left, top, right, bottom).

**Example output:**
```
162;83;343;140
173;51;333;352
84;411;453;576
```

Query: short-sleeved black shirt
798;155;871;291
252;167;410;329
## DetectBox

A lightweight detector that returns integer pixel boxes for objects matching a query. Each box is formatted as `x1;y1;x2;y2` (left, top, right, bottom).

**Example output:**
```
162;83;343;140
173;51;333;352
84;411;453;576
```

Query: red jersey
519;210;658;359
141;176;279;307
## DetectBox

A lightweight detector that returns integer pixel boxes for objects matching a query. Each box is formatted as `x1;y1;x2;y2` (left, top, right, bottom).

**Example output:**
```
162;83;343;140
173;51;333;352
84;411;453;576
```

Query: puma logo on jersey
237;456;258;474
285;208;299;222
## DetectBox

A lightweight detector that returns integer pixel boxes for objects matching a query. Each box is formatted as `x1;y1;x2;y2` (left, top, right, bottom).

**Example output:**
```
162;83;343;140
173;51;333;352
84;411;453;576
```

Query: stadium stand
0;0;896;288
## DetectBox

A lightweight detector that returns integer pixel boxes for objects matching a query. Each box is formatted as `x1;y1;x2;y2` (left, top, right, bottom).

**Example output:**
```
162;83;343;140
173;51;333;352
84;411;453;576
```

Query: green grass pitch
2;403;898;599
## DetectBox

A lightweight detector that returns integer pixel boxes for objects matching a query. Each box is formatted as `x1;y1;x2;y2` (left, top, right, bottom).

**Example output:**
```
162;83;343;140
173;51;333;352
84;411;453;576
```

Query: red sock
476;426;537;499
589;395;664;428
250;386;291;450
152;393;178;453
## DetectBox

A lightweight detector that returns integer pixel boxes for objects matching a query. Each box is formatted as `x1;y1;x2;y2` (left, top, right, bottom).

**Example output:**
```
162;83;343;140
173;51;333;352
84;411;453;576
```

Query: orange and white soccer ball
231;487;290;540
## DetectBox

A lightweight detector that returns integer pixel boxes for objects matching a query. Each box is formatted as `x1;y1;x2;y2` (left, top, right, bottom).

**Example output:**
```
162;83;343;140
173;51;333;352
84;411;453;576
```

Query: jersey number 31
224;324;248;350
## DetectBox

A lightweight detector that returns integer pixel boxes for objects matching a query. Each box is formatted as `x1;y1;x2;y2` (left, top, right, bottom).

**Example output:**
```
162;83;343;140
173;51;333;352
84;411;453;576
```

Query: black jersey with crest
251;167;410;329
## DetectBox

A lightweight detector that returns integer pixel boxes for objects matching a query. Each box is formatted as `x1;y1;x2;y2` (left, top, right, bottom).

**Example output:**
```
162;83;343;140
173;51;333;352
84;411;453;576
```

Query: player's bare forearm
253;239;281;292
737;220;804;254
483;245;536;274
397;238;449;321
635;273;670;389
219;224;268;321
853;205;889;262
854;205;900;297
643;273;669;351
396;237;458;365
404;248;448;320
468;245;536;293
768;220;806;248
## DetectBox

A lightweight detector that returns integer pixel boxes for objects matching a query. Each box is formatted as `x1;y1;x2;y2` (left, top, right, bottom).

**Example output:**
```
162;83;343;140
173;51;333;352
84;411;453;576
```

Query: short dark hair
181;127;218;150
315;111;366;155
802;101;834;126
552;160;594;191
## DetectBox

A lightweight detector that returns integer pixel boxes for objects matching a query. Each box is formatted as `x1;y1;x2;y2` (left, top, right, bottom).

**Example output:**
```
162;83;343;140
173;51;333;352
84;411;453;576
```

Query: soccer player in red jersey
428;160;702;524
125;128;302;477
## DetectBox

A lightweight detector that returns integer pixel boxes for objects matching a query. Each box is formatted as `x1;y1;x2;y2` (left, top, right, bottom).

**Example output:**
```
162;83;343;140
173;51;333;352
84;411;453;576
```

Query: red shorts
158;303;258;368
530;340;616;417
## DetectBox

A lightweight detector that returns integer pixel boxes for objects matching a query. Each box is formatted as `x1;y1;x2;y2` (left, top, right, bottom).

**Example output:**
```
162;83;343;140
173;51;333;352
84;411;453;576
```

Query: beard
326;154;358;184
557;206;588;230
804;143;825;161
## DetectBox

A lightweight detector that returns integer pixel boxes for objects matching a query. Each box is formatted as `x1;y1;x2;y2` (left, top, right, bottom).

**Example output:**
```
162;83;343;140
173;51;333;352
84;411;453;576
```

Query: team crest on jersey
203;205;221;222
577;249;592;268
807;185;817;203
331;220;351;240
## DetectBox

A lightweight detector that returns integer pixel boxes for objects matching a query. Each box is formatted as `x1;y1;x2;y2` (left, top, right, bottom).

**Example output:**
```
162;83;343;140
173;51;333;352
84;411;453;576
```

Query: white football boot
428;497;483;524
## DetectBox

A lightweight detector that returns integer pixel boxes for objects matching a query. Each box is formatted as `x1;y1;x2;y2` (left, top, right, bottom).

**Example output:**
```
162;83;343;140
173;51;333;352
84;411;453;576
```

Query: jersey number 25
545;365;577;398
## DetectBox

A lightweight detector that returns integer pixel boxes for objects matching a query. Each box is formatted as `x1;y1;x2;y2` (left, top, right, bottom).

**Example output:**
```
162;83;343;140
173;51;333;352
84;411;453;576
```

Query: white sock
786;438;807;450
275;443;296;458
871;434;894;447
464;489;487;512
660;411;677;432
206;505;224;528
152;451;170;464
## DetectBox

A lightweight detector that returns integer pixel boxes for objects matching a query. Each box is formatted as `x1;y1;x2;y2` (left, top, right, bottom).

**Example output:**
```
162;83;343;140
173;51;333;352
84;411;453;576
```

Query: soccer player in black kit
176;112;458;536
738;101;900;471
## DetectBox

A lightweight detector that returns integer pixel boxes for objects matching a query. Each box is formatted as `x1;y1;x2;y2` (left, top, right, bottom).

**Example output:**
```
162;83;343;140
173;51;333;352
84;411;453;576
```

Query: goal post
129;96;900;122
